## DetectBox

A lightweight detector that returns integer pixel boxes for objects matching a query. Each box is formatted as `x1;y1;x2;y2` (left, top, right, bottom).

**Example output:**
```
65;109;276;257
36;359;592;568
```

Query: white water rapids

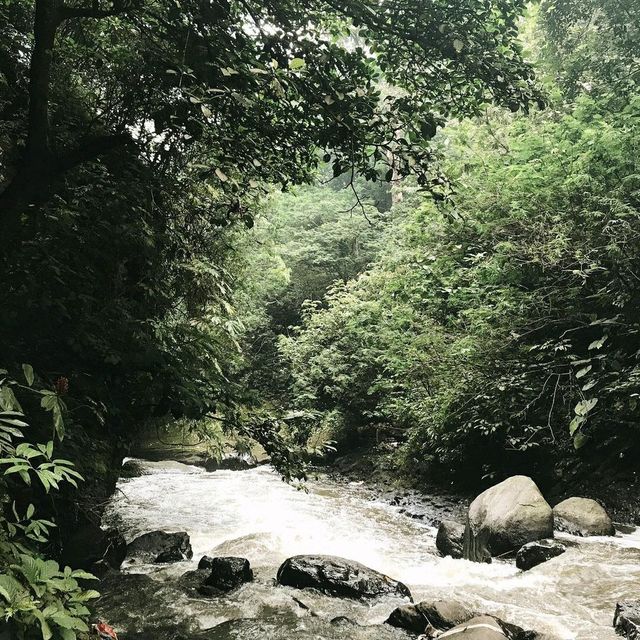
102;459;640;639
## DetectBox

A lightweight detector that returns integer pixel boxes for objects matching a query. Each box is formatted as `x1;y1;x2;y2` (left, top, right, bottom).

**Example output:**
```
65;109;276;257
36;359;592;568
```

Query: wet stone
276;555;412;600
516;539;566;571
614;601;640;639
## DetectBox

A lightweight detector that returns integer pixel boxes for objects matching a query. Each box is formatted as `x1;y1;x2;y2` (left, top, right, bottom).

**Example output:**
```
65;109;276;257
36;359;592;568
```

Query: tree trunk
0;0;62;238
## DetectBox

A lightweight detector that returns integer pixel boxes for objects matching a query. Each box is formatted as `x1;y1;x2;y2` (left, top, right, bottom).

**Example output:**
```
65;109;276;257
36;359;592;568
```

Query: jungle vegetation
1;0;639;637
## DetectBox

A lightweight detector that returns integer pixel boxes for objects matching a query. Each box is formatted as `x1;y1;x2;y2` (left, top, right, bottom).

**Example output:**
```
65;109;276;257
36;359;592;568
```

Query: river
99;458;640;639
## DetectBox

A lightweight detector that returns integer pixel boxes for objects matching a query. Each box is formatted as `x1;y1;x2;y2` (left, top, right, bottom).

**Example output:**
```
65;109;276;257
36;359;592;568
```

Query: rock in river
463;476;553;562
276;554;412;600
553;497;615;536
515;539;566;571
614;600;640;639
127;530;193;563
197;556;253;594
438;615;538;640
436;520;465;559
386;599;474;634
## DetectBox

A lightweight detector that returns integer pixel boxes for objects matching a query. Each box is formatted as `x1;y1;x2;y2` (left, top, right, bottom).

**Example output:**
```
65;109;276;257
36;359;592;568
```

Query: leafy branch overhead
0;0;540;226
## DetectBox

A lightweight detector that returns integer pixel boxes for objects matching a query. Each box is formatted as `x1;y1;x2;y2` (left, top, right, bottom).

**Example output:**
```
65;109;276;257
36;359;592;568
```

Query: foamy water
102;459;640;639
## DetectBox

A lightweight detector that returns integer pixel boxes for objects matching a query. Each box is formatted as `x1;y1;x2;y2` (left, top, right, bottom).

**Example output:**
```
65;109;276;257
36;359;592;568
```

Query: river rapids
99;458;640;639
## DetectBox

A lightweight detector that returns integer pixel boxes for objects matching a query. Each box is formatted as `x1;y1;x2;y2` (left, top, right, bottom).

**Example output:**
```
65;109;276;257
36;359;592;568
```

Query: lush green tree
231;178;389;402
0;0;540;228
279;4;640;484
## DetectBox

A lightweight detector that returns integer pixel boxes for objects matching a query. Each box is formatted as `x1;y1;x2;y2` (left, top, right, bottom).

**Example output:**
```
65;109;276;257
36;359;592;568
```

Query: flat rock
437;615;538;640
516;539;566;571
386;599;474;634
276;554;411;600
553;497;614;536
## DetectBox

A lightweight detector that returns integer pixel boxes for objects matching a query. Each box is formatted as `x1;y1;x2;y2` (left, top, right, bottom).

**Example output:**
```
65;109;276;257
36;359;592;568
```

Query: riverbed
100;458;640;639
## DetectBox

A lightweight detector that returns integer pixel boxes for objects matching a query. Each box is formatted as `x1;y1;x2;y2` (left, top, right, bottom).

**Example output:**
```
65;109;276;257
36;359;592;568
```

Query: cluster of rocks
435;475;616;570
431;475;640;638
85;474;637;640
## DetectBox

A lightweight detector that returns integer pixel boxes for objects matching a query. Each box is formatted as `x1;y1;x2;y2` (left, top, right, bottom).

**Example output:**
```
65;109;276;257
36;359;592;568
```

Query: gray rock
155;548;185;563
385;604;428;633
276;554;411;600
463;476;553;562
437;615;538;640
439;615;509;639
127;530;193;562
553;497;615;536
385;599;474;634
516;539;566;571
419;600;475;630
614;601;640;639
436;520;465;559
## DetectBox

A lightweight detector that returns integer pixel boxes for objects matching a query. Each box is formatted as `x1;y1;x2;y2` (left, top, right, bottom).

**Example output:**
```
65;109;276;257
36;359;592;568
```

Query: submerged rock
553;497;615;536
614;601;640;639
192;616;409;640
127;530;193;563
385;599;474;634
516;539;566;571
437;615;539;640
94;573;197;638
276;554;412;600
463;476;553;562
436;520;465;559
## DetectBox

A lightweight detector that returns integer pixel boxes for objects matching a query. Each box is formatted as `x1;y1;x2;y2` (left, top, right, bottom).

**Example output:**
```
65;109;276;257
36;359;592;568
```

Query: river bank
90;454;640;640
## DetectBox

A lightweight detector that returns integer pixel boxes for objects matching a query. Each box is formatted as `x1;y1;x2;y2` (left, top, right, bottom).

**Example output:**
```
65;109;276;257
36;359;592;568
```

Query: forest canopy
1;1;640;637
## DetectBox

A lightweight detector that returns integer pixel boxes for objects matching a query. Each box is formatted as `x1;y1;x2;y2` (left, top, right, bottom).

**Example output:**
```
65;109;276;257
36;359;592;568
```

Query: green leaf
289;57;306;70
22;363;35;386
573;432;589;450
575;365;592;379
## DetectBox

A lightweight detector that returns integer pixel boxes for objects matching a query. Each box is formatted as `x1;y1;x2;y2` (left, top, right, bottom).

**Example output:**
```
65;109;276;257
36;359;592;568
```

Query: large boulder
127;531;193;563
463;476;553;562
436;520;465;559
614;601;640;639
276;555;411;600
515;539;566;571
386;599;474;634
553;497;614;536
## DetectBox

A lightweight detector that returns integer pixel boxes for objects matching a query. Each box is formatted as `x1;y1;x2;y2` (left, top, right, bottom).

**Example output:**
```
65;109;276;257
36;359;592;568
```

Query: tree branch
58;132;133;171
60;0;141;20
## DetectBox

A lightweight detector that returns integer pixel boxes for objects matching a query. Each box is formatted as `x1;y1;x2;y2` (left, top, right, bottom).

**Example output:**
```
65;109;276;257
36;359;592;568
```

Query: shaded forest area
1;0;639;637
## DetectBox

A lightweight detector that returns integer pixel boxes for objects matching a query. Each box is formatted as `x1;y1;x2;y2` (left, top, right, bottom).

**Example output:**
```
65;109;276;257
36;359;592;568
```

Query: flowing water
101;458;640;639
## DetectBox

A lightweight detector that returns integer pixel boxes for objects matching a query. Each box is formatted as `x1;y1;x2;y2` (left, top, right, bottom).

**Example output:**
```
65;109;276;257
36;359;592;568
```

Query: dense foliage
271;3;640;485
1;1;541;635
0;368;98;640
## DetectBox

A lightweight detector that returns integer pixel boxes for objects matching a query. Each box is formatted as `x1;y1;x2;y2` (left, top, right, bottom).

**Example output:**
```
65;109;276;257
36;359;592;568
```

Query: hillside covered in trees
1;0;639;638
